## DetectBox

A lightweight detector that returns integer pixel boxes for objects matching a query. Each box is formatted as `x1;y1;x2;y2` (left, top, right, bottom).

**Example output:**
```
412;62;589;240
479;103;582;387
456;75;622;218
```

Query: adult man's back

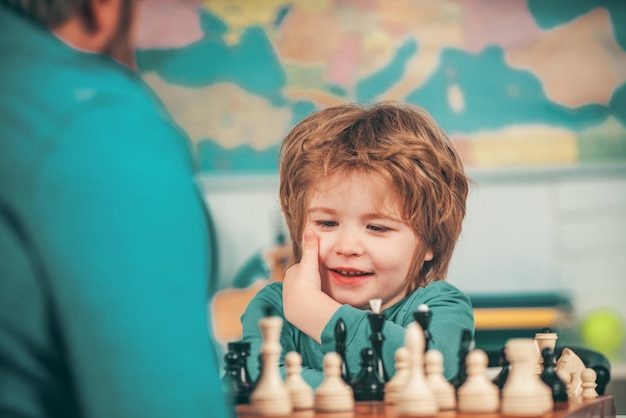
0;2;230;417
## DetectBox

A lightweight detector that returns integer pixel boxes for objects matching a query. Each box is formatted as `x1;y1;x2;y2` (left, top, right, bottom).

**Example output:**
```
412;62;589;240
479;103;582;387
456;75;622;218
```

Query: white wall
200;175;283;291
446;165;626;323
200;163;626;335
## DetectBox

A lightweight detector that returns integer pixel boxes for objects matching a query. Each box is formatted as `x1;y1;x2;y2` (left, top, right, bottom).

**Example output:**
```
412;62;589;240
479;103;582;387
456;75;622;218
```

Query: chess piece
396;322;438;416
556;347;585;399
580;368;598;400
351;348;385;401
334;317;352;384
384;347;410;404
535;327;558;374
425;349;456;410
413;304;432;351
540;348;568;403
457;349;499;413
285;351;314;410
501;338;553;416
229;340;254;390
314;352;355;412
368;298;389;382
250;315;292;416
492;346;510;390
450;328;473;389
222;351;251;404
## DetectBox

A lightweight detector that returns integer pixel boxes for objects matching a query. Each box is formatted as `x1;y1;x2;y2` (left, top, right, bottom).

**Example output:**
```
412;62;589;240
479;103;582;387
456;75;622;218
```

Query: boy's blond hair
279;101;469;292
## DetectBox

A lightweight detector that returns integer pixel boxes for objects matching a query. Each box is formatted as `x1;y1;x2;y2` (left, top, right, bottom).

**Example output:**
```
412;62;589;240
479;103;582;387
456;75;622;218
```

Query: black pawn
351;348;385;401
222;351;250;404
492;346;510;390
450;329;473;389
334;318;352;384
540;347;568;403
368;311;390;382
413;305;433;351
263;305;275;317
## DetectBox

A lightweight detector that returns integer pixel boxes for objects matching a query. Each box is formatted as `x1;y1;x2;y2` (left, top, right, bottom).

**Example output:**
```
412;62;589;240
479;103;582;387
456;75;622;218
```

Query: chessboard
236;395;616;418
225;301;615;418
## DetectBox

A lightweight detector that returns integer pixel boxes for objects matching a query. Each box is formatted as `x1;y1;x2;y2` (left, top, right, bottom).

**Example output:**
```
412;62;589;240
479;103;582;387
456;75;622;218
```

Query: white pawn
535;329;558;374
314;352;354;413
425;349;456;410
501;339;553;416
285;351;314;410
457;349;499;413
385;347;410;404
580;368;598;400
396;322;438;416
250;316;292;416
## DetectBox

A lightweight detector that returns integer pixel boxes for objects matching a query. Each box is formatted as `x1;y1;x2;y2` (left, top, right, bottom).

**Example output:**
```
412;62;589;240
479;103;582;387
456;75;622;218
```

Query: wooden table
236;395;616;418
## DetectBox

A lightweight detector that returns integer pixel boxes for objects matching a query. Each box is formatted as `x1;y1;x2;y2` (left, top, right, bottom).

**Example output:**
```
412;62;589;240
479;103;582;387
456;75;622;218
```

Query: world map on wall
135;0;626;173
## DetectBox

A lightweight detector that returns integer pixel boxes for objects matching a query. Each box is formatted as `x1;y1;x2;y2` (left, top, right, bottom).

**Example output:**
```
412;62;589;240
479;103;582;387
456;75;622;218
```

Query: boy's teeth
338;270;364;276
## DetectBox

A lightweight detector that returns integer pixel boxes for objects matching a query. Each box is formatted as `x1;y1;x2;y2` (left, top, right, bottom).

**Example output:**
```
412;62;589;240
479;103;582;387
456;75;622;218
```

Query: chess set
223;300;615;417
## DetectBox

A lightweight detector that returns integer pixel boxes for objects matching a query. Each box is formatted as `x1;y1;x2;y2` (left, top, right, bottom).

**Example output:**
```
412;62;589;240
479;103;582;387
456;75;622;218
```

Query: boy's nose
334;231;363;257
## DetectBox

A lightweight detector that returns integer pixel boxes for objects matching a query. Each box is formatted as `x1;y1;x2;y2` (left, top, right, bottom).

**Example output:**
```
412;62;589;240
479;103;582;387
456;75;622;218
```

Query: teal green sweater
0;5;230;417
241;281;474;388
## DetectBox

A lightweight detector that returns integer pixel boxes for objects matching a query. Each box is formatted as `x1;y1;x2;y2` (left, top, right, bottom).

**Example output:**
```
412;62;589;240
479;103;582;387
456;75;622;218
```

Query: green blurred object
580;309;626;358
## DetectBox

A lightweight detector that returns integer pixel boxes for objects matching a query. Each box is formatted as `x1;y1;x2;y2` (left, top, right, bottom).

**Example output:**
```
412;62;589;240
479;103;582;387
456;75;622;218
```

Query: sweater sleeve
407;281;475;380
242;283;328;389
241;283;292;382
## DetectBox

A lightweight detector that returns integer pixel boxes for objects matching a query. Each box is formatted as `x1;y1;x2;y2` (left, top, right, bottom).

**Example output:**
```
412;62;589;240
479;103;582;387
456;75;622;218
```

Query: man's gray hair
1;0;85;26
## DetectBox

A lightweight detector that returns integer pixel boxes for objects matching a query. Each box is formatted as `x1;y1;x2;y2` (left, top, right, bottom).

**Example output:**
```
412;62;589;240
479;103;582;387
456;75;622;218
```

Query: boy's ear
424;248;434;262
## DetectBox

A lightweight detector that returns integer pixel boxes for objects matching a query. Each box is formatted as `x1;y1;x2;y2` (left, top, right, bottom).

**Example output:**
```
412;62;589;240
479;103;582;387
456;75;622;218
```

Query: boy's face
304;170;433;311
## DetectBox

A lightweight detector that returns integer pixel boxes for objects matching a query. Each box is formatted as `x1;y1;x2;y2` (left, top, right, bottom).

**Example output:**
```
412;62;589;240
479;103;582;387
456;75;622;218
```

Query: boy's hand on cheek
282;230;340;343
284;230;321;292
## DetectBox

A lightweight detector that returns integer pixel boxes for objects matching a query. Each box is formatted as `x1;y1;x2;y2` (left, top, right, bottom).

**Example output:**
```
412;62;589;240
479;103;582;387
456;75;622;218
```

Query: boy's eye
368;224;390;232
315;220;337;228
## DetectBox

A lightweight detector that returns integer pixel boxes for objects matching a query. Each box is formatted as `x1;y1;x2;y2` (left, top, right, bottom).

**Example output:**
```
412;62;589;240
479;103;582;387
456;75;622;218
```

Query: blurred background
134;0;626;409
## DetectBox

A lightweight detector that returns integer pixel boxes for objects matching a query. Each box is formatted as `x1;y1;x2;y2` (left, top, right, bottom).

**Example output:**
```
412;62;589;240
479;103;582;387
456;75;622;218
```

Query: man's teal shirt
0;5;230;417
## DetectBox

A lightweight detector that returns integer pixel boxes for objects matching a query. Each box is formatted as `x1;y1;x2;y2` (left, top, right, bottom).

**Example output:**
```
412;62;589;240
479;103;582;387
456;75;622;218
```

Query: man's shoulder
0;10;164;134
0;36;184;172
41;59;159;119
0;6;151;103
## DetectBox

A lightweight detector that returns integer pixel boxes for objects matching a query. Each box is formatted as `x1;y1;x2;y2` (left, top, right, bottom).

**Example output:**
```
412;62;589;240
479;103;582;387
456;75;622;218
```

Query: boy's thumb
303;230;317;248
300;230;318;263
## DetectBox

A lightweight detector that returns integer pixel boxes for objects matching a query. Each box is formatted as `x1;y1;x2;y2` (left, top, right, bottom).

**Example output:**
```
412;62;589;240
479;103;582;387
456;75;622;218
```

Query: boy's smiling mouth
330;268;372;278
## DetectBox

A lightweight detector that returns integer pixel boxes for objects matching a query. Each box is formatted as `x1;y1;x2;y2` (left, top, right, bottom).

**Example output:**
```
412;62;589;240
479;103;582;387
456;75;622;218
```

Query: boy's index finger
299;230;319;269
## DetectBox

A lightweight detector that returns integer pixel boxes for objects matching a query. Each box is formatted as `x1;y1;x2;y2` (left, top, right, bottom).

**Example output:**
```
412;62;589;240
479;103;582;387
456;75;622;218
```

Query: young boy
241;101;474;388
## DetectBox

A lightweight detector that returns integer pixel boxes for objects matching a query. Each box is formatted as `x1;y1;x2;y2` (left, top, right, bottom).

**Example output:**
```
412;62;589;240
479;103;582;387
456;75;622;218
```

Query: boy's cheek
316;237;331;263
